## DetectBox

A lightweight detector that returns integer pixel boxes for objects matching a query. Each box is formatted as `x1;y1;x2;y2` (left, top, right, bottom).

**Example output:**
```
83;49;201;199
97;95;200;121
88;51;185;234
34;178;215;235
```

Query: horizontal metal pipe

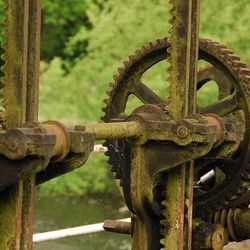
33;218;130;243
85;121;142;140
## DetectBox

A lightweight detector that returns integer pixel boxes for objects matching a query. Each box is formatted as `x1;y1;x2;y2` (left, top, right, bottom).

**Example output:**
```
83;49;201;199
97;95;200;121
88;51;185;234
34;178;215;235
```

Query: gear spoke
197;65;230;92
133;82;165;105
199;92;239;116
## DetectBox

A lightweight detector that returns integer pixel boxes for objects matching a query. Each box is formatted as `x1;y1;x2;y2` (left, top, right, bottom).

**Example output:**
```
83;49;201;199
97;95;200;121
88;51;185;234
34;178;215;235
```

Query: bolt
4;129;27;159
177;125;189;139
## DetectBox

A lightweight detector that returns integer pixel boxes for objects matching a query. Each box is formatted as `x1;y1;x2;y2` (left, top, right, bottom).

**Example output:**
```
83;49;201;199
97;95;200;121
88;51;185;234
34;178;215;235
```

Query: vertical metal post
0;1;29;249
162;0;200;249
0;1;41;249
20;1;41;249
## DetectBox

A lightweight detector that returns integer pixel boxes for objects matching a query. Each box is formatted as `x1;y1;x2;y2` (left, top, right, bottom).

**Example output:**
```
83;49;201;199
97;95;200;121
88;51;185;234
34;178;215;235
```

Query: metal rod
21;1;41;249
0;1;30;249
85;121;141;140
33;218;130;243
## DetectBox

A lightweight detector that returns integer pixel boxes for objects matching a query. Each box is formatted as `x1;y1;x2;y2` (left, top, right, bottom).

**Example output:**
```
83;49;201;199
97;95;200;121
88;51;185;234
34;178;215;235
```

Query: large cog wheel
102;38;250;211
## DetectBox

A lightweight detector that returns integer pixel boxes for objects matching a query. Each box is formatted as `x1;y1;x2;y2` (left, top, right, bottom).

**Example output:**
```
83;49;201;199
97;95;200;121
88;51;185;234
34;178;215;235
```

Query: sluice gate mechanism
0;0;249;249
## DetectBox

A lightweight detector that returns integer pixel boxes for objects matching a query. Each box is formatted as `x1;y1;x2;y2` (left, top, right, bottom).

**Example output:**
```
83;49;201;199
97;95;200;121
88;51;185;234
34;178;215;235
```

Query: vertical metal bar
163;0;200;249
0;0;33;249
0;183;23;250
20;1;41;249
26;0;41;123
0;0;41;247
184;2;200;249
20;179;35;250
163;166;185;249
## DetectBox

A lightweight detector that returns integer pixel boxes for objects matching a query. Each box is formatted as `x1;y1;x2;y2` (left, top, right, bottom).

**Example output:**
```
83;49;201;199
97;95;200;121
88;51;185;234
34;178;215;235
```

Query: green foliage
40;154;115;196
41;0;91;61
200;0;250;63
0;1;5;44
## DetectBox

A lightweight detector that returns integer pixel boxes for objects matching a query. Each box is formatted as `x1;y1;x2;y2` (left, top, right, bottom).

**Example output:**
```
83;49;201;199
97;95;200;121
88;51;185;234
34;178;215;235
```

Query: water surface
34;195;131;250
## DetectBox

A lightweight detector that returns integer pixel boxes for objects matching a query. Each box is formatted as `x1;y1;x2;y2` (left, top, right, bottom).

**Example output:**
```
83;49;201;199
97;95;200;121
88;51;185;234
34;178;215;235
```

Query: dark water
33;194;250;250
33;195;131;250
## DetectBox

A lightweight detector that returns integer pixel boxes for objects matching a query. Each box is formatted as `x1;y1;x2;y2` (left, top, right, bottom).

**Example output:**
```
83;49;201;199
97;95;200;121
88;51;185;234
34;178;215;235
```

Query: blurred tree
41;0;92;61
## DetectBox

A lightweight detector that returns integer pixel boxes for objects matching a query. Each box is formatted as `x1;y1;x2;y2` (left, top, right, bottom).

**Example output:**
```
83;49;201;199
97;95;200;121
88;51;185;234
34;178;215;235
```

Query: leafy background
1;0;250;196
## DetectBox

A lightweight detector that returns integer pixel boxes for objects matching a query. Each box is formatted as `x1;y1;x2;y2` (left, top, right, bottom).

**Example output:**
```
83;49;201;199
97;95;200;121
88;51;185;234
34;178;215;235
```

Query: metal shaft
20;1;41;249
85;121;141;140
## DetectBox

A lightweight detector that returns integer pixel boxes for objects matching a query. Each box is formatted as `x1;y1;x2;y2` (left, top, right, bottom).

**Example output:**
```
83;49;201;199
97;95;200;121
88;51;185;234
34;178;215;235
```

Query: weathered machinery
0;0;249;249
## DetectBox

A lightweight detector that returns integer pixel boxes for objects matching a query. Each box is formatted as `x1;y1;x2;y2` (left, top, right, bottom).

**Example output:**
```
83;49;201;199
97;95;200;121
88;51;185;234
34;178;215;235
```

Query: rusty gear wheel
101;38;250;212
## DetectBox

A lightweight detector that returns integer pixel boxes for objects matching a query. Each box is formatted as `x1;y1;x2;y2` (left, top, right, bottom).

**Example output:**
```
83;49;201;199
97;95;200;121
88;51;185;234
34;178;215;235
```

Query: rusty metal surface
164;0;200;247
101;35;250;249
0;1;31;249
103;219;132;235
0;0;249;249
20;1;41;248
192;220;226;250
42;121;70;162
213;208;250;241
35;127;94;185
85;121;142;140
0;123;95;188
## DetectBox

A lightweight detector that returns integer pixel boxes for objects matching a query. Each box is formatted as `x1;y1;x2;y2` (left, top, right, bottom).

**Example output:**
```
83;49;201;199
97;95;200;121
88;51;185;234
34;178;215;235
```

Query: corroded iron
101;36;250;249
103;219;132;235
0;1;40;249
214;208;250;241
164;0;200;247
0;0;250;250
192;220;227;250
0;123;95;189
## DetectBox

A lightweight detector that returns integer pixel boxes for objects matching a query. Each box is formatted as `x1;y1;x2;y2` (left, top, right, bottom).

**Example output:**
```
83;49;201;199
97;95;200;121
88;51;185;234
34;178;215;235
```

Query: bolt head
177;125;189;139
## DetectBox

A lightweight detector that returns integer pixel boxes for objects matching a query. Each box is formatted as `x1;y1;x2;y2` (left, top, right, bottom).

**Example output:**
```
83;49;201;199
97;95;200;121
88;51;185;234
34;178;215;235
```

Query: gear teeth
118;67;123;74
220;48;234;54
0;1;7;127
196;39;250;210
239;68;250;75
101;107;106;113
123;60;129;67
229;54;241;61
131;53;138;61
160;199;168;249
165;0;176;112
233;61;246;68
